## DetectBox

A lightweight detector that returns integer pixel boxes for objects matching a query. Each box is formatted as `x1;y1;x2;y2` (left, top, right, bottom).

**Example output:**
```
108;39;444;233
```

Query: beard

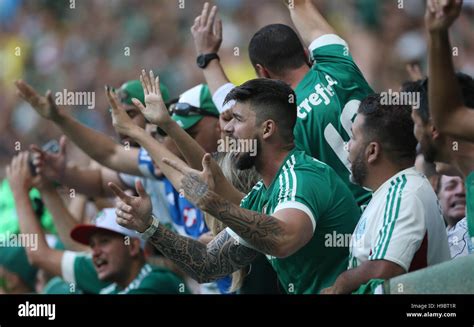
232;137;260;170
349;150;368;187
420;141;438;163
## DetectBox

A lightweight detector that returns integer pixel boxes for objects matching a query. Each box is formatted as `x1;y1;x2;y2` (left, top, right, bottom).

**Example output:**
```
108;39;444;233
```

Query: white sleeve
308;34;348;52
212;82;236;113
274;201;316;233
61;250;78;284
369;194;426;271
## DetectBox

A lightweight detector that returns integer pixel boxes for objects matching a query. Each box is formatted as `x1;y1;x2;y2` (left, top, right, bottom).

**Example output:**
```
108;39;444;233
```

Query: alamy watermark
217;136;257;157
0;232;38;251
380;89;420;109
55;89;95;109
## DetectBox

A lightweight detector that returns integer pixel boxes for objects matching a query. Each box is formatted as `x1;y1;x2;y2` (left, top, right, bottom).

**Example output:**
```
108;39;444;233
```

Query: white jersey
349;167;450;271
447;217;473;258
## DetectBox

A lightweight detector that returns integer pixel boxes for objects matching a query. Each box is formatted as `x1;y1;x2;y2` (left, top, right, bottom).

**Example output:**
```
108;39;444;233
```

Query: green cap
117;79;170;107
172;84;219;130
0;245;38;290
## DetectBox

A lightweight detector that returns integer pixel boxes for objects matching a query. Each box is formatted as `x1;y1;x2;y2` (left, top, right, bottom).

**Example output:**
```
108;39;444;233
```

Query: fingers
191;15;201;33
206;5;218;31
154;75;160;97
149;70;156;94
14;80;36;100
108;182;132;204
46;90;56;108
162;157;189;175
200;2;209;27
140;69;152;95
105;85;119;111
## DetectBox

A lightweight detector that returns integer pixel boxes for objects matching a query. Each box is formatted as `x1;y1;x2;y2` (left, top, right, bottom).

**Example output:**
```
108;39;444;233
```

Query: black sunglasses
169;102;219;118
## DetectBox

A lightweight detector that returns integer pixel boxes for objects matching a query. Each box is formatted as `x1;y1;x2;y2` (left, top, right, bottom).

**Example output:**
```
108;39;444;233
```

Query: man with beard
321;94;450;294
108;77;361;294
190;1;373;209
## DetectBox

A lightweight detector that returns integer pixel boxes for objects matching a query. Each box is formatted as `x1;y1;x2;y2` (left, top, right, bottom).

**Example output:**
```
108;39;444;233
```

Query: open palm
132;70;171;126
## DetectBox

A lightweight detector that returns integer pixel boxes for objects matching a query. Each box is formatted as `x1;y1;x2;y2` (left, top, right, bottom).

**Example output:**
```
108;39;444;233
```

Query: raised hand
105;85;140;136
425;0;463;32
30;136;67;183
162;153;216;210
191;2;222;55
131;70;171;126
108;179;153;233
6;152;39;194
14;80;61;121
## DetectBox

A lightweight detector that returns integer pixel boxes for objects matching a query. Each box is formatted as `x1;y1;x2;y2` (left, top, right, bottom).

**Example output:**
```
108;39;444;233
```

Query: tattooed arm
149;226;259;283
108;180;259;283
163;155;314;258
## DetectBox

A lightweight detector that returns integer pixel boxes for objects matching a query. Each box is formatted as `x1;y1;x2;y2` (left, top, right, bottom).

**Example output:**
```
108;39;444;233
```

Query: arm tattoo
181;172;208;204
204;193;286;256
149;225;259;283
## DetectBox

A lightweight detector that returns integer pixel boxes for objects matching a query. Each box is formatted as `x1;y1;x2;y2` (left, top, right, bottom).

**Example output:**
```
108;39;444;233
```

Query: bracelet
139;214;160;241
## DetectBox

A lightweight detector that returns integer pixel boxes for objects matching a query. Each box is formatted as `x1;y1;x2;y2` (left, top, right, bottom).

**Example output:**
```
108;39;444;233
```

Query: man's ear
262;120;276;140
128;238;142;257
366;142;381;164
431;124;440;140
255;64;271;78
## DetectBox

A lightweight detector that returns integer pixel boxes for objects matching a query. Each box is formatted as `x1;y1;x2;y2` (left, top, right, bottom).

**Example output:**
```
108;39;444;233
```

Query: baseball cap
171;84;219;130
117;79;170;107
71;208;144;248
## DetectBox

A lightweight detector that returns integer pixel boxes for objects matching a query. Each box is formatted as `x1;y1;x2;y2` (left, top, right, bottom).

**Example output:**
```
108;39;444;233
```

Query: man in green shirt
108;77;360;294
191;0;373;208
5;153;187;294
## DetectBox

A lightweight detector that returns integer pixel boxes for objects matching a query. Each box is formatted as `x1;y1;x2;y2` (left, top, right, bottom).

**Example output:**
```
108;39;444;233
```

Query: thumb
202;153;212;176
135;179;148;198
59;135;67;157
46;90;56;107
29;144;45;157
131;98;146;112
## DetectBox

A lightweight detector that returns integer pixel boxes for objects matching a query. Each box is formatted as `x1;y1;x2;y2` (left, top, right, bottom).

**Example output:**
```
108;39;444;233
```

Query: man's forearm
61;163;107;197
148;225;258;283
202;192;287;257
428;30;464;132
12;189;62;276
202;59;231;95
39;188;89;251
52;112;140;175
289;0;335;46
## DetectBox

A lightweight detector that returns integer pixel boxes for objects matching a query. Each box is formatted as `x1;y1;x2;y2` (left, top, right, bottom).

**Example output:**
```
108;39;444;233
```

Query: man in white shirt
321;94;450;294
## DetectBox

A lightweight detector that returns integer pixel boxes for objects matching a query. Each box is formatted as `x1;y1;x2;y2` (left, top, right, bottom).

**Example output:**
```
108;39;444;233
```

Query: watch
139;215;160;241
196;53;220;69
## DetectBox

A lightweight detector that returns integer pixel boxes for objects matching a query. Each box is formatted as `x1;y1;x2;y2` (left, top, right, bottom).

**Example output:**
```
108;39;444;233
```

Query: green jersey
232;149;360;294
466;172;474;242
294;34;374;208
61;251;188;294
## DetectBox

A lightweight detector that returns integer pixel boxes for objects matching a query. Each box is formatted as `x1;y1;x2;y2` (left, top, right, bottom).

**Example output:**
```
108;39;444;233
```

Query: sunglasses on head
169;101;219;118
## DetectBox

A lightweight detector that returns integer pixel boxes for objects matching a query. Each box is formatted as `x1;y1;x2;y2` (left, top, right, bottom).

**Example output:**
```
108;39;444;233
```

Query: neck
256;145;294;187
116;258;145;289
277;65;310;89
364;162;411;192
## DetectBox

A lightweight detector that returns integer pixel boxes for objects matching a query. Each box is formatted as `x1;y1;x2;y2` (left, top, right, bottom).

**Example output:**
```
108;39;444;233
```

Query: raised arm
108;181;258;283
6;152;64;277
191;3;231;96
287;0;336;46
31;140;126;198
425;0;474;141
15;80;141;175
133;70;245;205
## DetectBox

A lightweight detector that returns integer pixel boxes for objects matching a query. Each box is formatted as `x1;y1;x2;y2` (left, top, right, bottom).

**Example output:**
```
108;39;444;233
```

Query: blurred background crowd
1;0;474;174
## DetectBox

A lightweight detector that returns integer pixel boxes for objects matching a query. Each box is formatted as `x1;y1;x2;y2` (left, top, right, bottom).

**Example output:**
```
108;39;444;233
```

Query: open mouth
450;200;466;210
94;258;108;272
